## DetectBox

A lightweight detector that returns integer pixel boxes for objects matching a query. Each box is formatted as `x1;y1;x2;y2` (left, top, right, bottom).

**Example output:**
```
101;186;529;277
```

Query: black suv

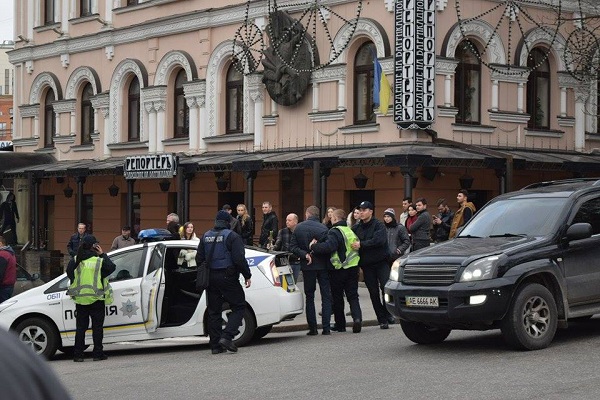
385;178;600;350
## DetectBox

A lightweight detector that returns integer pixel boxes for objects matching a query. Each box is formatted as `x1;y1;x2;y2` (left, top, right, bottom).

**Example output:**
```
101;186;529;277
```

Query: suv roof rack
521;178;600;190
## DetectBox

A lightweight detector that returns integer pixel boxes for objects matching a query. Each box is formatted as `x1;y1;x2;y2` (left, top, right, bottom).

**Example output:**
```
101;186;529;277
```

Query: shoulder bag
195;232;222;293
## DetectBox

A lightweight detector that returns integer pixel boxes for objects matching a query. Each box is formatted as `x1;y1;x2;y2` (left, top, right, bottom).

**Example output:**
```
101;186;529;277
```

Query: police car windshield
458;197;567;238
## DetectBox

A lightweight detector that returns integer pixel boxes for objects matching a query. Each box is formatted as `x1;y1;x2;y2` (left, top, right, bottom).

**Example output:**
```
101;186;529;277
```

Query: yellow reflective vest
67;256;113;305
330;226;360;269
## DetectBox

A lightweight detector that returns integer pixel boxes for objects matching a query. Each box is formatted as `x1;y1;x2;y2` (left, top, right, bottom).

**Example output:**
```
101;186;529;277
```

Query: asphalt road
49;318;600;400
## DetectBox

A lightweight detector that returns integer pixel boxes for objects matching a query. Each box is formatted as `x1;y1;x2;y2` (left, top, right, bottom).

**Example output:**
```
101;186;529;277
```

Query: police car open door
141;243;166;333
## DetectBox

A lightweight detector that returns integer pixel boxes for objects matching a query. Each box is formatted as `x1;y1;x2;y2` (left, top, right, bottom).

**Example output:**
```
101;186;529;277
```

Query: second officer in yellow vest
310;209;363;333
66;235;116;362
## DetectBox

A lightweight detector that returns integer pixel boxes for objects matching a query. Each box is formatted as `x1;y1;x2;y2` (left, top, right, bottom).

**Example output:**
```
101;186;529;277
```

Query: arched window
44;89;55;148
226;64;243;134
128;77;140;142
526;48;550;129
81;82;94;145
455;41;481;124
354;42;376;125
174;69;189;138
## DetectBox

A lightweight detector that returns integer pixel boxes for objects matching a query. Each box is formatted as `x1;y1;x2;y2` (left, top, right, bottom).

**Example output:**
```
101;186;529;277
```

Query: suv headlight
389;258;407;282
459;256;500;282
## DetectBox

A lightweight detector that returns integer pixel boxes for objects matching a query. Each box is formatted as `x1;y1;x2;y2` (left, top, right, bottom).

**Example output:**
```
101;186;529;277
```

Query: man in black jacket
352;201;394;329
259;201;279;249
290;206;332;335
196;210;251;354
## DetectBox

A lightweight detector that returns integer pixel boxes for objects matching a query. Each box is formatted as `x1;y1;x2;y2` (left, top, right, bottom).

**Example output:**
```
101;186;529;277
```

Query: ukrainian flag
373;55;392;116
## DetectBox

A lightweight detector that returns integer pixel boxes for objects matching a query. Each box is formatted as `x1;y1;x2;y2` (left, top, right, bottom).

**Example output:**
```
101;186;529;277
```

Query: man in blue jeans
290;205;332;335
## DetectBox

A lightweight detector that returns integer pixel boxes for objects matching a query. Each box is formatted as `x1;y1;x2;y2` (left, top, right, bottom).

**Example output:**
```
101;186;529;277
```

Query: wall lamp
215;172;230;191
459;170;474;190
159;178;171;192
353;169;369;189
63;177;74;198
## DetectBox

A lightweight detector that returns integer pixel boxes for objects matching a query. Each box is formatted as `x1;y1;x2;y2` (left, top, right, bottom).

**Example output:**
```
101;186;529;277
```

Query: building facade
0;40;14;148
4;0;600;252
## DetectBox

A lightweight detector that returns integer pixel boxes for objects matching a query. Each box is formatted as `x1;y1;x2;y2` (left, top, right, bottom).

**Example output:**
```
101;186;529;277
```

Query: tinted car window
107;249;145;281
459;197;566;238
572;197;600;235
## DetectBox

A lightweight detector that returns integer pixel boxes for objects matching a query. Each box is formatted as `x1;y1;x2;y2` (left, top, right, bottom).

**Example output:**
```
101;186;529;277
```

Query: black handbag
196;232;222;293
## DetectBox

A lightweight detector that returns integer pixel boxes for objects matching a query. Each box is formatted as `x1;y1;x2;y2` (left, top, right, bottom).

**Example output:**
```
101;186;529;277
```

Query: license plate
405;296;439;308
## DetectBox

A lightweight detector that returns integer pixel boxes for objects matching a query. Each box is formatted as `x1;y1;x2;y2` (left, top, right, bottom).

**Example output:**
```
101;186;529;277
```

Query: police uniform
66;235;116;361
196;211;251;353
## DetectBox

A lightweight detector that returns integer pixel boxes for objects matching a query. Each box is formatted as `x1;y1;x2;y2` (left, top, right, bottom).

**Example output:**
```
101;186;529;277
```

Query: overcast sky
0;1;15;43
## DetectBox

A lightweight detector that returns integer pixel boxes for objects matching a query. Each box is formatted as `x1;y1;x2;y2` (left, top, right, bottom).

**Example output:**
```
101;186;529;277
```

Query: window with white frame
44;0;55;25
44;89;56;148
81;83;94;144
526;48;550;130
354;42;376;125
80;0;93;17
174;69;189;138
128;77;140;142
455;41;481;124
225;64;243;134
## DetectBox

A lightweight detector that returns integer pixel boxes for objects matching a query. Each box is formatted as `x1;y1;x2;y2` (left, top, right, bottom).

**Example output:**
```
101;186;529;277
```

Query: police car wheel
14;317;59;359
224;308;256;348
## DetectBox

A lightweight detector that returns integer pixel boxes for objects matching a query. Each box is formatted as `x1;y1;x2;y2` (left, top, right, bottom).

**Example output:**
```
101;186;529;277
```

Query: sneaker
321;329;331;335
352;319;362;333
306;328;318;336
387;316;397;325
380;322;389;330
93;354;108;361
73;357;84;363
218;338;238;353
211;347;225;354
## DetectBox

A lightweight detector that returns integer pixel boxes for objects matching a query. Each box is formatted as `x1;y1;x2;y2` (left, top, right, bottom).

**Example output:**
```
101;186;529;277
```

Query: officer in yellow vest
310;209;363;333
66;235;116;362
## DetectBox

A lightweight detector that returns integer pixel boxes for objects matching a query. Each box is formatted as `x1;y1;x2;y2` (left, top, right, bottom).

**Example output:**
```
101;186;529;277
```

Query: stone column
91;93;110;155
517;82;524;113
183;80;206;152
435;58;458;107
247;73;265;150
491;80;499;111
142;86;167;154
145;102;157;153
575;89;587;152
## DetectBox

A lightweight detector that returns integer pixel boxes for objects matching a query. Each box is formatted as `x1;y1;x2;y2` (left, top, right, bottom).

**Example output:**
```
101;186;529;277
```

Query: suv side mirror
566;223;593;241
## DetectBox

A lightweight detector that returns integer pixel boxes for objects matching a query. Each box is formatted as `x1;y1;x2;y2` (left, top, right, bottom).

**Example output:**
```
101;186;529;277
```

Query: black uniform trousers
74;300;105;358
361;261;393;323
329;267;362;329
207;268;246;350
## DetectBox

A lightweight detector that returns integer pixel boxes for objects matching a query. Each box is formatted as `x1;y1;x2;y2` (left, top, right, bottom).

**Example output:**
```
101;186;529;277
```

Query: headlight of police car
389;257;407;282
459;256;500;282
0;300;17;313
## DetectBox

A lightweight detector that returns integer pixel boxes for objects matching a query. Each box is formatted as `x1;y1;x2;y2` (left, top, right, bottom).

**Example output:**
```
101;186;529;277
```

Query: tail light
269;259;281;287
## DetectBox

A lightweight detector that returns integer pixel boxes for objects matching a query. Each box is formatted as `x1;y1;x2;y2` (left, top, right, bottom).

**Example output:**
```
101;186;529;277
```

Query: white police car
0;240;303;358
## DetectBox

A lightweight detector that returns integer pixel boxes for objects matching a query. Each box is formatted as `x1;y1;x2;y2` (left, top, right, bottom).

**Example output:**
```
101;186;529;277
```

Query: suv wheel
501;283;557;350
400;320;451;344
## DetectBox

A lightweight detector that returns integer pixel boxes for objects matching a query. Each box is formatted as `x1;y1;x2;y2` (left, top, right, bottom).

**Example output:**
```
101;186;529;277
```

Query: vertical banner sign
394;0;436;129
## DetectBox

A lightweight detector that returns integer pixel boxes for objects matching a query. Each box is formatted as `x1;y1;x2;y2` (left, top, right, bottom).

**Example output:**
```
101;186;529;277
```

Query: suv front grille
402;265;460;286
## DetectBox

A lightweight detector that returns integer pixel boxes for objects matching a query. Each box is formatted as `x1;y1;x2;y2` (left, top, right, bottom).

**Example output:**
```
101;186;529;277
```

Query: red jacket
0;247;17;287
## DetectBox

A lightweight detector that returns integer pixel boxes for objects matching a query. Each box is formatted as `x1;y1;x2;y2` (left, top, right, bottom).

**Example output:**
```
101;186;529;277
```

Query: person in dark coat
382;208;411;263
0;192;19;245
352;201;394;329
432;198;454;243
290;205;332;335
222;204;242;235
409;198;432;251
67;223;91;259
0;235;17;303
236;204;254;245
196;210;251;354
310;209;362;333
259;201;279;249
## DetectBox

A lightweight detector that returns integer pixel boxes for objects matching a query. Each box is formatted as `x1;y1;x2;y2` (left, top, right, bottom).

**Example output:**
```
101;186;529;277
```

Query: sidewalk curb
272;319;381;333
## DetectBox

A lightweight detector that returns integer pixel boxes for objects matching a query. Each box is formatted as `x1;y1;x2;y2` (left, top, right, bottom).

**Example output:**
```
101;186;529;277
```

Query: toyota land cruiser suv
384;178;600;350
